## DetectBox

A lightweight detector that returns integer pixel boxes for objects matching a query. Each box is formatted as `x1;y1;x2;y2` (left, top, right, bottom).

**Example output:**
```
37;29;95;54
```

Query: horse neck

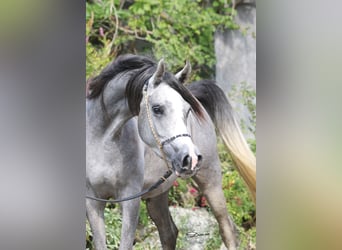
86;76;133;139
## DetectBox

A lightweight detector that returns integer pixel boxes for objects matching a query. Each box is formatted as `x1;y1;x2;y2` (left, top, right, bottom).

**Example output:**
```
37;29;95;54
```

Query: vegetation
86;0;256;249
86;0;238;79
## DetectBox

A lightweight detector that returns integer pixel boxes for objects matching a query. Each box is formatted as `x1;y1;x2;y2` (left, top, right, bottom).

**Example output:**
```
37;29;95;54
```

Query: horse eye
152;105;164;115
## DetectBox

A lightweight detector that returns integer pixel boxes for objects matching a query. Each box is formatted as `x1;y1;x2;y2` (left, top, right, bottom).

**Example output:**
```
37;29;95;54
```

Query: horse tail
188;80;256;203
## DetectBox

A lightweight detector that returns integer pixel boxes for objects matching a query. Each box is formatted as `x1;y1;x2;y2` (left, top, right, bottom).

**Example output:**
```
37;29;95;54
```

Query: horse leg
193;167;239;250
86;198;107;250
118;192;141;250
146;191;178;250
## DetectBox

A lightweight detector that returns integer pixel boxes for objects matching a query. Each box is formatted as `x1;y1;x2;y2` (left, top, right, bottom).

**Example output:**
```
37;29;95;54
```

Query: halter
143;81;191;164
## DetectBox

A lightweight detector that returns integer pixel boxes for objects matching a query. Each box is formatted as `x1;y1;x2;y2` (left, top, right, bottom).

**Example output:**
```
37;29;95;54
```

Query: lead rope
86;82;173;203
86;169;172;203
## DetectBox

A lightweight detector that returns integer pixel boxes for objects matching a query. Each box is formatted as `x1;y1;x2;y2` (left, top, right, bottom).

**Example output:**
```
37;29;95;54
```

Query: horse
86;54;256;250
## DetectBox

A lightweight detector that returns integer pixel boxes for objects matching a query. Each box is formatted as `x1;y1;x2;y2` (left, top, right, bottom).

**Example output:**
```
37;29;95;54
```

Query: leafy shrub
86;0;238;80
86;207;122;250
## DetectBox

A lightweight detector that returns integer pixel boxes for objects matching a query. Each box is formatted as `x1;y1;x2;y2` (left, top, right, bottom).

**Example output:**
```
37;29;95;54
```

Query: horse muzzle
172;152;203;178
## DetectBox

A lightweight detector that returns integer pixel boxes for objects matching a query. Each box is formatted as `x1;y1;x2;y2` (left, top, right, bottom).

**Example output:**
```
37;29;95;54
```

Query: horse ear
151;58;165;86
175;60;191;84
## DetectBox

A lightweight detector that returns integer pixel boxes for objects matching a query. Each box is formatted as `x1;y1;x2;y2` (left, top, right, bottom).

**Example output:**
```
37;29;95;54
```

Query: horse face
138;61;202;178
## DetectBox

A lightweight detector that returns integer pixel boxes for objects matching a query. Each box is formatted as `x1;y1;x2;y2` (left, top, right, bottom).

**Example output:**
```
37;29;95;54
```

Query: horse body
86;54;255;250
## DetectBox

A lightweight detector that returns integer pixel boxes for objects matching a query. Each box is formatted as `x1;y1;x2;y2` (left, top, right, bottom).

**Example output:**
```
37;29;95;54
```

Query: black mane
87;54;155;99
87;54;204;119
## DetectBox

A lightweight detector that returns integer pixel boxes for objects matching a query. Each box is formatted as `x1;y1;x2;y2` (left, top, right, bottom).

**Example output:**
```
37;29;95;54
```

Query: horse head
137;59;203;178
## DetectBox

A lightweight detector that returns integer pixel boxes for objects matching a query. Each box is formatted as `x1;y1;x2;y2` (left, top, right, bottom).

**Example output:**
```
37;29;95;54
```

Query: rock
135;206;219;249
169;206;218;249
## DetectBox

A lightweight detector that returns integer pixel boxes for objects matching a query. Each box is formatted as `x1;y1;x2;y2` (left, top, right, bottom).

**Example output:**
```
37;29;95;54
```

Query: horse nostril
182;155;191;169
197;154;203;164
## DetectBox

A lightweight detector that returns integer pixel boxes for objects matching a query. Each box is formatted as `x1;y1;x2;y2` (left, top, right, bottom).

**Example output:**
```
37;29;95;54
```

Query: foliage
86;207;122;250
221;145;256;225
86;0;238;79
204;226;222;249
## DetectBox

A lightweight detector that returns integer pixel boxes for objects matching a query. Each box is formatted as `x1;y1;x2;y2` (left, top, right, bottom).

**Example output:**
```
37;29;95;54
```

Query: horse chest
87;136;144;188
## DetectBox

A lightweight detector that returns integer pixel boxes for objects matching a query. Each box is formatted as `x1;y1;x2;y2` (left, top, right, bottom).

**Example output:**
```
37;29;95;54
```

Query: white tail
218;111;256;203
188;80;256;204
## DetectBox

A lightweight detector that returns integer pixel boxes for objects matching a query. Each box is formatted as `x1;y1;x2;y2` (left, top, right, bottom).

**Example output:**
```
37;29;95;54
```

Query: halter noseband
161;134;191;148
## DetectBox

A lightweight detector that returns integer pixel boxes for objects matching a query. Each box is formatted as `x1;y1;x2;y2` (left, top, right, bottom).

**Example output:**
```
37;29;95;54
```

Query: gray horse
86;54;255;250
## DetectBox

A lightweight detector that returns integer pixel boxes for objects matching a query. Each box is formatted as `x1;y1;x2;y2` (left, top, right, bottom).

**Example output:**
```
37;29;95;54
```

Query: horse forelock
163;73;205;121
125;65;157;115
